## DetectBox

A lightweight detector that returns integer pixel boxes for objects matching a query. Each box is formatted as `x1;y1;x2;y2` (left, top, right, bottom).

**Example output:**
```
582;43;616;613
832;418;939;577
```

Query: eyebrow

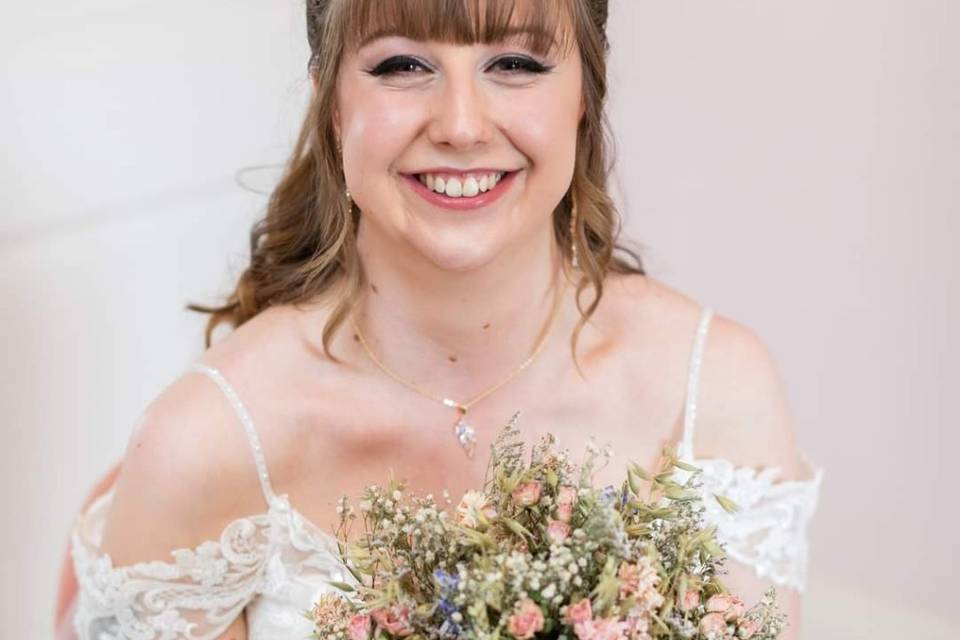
357;26;558;50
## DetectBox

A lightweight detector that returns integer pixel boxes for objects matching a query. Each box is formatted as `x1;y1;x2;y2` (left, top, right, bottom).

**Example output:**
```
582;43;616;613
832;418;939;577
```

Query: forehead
339;0;577;57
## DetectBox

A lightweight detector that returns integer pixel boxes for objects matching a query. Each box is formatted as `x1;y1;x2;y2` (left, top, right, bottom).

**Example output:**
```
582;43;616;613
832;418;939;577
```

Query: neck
345;221;578;404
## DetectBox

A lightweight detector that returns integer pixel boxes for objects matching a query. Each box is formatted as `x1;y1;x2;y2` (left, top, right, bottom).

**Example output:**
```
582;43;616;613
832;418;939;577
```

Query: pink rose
678;589;700;613
371;604;414;637
698;612;729;638
573;617;629;640
347;614;372;640
706;594;732;613
706;594;746;621
617;562;640;598
616;560;659;601
624;608;652;640
557;485;578;505
555;487;577;521
565;598;593;625
737;618;762;639
547;519;572;544
726;597;746;621
513;480;542;506
507;598;545;640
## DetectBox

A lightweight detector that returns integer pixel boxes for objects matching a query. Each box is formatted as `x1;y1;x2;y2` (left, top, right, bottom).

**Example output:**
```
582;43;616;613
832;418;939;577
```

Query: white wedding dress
70;306;823;639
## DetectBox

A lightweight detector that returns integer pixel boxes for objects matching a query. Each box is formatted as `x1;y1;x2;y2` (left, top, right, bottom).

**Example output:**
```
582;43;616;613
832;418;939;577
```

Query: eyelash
366;55;553;78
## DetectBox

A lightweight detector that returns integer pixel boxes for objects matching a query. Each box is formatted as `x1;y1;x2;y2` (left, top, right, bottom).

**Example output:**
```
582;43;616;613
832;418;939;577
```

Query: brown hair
187;0;644;372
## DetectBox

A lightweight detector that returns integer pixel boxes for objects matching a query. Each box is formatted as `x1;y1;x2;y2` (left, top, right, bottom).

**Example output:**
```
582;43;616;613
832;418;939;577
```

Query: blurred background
1;1;956;638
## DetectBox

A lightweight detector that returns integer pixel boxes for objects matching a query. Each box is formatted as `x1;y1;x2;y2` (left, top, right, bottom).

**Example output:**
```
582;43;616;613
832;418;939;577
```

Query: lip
402;170;520;212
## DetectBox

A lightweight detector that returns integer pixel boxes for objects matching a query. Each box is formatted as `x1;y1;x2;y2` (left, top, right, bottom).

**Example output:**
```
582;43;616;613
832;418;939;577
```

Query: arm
695;313;817;640
54;460;123;637
215;610;248;640
72;372;269;639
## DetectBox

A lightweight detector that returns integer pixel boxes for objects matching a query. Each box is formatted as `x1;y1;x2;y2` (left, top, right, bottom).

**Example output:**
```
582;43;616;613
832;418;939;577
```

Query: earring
336;137;352;206
569;191;580;269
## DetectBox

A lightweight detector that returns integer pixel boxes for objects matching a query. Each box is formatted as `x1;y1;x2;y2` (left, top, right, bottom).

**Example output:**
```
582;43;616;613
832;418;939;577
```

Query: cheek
497;88;581;203
342;92;426;174
497;82;582;171
511;106;577;162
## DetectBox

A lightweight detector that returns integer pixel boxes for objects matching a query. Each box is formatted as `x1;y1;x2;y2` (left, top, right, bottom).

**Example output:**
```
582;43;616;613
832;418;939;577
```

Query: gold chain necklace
349;277;569;459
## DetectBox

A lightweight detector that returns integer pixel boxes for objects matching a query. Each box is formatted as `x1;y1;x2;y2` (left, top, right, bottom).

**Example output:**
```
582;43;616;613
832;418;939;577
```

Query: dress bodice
70;305;823;639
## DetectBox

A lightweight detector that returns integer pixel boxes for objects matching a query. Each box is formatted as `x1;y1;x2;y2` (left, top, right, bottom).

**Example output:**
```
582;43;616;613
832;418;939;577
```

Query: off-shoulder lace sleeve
684;457;824;592
71;489;274;640
677;306;825;592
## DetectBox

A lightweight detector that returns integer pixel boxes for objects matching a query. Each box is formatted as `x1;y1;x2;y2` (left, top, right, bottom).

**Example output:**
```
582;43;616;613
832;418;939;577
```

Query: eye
488;55;553;75
366;55;431;77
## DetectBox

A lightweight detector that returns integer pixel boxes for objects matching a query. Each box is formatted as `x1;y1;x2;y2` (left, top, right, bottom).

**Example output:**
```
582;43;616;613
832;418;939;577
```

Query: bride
62;1;822;639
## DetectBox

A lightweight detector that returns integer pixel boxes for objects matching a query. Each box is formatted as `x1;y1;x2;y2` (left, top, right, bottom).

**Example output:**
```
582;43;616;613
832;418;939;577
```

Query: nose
426;70;493;151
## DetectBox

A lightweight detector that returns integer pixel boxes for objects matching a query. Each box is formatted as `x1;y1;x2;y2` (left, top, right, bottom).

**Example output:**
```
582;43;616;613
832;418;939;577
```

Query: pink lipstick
402;170;520;212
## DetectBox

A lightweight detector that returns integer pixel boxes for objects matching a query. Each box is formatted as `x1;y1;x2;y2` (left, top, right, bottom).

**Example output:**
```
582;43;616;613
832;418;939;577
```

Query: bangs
339;0;576;58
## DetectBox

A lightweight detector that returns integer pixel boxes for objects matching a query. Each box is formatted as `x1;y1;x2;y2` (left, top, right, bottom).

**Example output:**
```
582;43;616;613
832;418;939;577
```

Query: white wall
1;1;956;638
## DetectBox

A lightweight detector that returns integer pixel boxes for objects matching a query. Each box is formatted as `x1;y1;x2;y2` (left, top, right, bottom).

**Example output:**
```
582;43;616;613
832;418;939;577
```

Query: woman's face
333;26;584;273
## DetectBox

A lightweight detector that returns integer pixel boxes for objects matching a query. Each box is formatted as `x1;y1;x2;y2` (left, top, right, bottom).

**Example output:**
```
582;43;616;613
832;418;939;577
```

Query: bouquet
308;412;786;640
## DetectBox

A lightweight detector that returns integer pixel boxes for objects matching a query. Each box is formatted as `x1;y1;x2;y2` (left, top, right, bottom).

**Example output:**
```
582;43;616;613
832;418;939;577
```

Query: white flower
455;490;489;527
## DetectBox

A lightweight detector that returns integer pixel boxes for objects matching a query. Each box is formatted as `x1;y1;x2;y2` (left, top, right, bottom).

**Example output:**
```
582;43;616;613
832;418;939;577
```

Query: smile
402;169;520;212
418;171;505;197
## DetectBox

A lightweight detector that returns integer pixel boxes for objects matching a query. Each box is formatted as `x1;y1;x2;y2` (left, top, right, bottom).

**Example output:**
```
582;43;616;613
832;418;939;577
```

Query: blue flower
437;597;458;617
433;571;463;634
599;485;618;505
433;568;459;594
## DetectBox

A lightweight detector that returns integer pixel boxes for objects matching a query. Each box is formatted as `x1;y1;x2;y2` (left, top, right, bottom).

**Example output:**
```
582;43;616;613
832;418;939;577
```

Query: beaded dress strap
678;306;714;462
189;362;278;506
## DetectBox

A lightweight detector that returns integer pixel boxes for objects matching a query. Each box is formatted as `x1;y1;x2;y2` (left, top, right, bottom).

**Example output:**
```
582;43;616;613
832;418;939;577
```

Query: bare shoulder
600;272;703;357
606;273;809;480
98;310;297;567
696;306;810;481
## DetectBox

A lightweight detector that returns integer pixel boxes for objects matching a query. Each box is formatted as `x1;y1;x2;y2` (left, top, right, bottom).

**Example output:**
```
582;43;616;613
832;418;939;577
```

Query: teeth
417;171;506;198
446;177;463;197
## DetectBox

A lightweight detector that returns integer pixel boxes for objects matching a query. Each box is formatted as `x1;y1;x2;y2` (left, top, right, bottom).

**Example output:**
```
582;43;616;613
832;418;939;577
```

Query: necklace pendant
453;416;477;458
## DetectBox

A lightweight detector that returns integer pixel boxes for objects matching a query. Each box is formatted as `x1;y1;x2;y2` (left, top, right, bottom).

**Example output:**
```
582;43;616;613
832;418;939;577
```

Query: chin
410;238;501;274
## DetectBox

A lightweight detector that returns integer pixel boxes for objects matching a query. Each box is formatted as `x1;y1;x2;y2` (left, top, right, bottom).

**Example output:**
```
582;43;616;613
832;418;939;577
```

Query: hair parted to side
187;0;644;374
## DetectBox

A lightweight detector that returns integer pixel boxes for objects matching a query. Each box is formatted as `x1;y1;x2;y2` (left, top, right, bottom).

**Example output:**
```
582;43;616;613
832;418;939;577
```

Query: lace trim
678;456;824;593
70;489;276;640
71;485;361;640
